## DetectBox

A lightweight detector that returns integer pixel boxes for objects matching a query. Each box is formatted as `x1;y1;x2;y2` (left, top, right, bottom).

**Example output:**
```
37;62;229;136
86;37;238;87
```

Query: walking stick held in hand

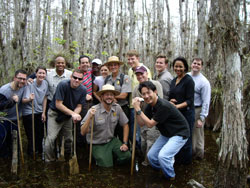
69;122;79;175
131;112;137;175
32;100;36;160
89;116;94;171
16;103;24;164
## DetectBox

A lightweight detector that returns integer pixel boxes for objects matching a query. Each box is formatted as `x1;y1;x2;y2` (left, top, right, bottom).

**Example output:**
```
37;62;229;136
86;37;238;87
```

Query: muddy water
0;129;218;188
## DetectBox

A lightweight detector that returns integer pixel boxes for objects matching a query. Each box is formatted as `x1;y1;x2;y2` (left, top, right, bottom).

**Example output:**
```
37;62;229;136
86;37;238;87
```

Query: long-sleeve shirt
188;72;211;118
169;74;195;112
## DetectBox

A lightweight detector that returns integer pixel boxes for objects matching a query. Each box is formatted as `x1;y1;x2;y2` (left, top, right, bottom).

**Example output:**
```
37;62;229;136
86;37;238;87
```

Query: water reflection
0;129;218;188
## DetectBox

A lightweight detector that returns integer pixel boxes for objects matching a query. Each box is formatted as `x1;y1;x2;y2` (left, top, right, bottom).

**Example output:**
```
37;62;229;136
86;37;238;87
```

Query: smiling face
191;59;202;74
140;87;157;106
100;65;109;78
136;72;148;83
127;55;140;69
108;62;120;74
174;60;185;78
55;57;66;72
101;91;115;105
80;57;90;73
155;57;168;73
70;71;84;88
36;69;47;83
14;73;27;88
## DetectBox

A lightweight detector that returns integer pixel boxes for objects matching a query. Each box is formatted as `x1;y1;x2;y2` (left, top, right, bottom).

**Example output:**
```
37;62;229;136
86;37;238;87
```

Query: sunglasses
16;77;27;81
72;75;83;81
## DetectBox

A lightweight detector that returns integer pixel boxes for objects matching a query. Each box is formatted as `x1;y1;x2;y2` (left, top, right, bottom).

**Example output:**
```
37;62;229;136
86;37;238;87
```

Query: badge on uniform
113;112;116;117
117;80;120;85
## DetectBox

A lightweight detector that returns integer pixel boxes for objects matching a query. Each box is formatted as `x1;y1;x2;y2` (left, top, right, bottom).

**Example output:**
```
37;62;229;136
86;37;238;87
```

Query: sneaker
141;160;149;166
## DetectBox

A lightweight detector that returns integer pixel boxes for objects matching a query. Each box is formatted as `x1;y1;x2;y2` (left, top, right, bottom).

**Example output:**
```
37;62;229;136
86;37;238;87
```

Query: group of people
0;50;211;181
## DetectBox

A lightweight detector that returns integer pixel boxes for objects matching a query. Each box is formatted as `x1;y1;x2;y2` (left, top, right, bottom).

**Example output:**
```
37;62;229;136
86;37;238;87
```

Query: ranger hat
104;56;124;66
96;84;120;97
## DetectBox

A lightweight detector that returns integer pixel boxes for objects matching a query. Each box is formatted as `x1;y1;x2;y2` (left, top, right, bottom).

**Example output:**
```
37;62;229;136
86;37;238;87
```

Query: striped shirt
82;71;93;95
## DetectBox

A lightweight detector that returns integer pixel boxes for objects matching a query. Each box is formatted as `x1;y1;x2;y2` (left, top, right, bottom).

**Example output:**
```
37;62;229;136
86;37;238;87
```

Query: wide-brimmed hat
92;58;102;65
104;56;124;66
96;84;120;97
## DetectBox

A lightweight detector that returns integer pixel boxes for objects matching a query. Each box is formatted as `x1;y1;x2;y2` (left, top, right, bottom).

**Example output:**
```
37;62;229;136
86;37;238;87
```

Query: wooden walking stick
16;103;24;164
32;100;36;160
89;117;94;171
69;122;79;175
11;130;18;174
131;112;137;175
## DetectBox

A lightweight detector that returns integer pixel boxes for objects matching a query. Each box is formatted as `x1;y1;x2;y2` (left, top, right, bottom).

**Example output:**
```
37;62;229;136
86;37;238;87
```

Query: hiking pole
131;112;137;175
89;117;94;171
32;100;36;160
16;103;24;164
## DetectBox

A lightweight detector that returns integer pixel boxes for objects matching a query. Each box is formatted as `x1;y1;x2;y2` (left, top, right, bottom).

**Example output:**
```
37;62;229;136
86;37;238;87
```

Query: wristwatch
136;110;142;115
123;141;128;145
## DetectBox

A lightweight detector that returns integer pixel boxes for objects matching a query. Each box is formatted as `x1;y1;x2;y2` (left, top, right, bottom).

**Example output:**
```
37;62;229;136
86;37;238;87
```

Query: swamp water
0;129;219;188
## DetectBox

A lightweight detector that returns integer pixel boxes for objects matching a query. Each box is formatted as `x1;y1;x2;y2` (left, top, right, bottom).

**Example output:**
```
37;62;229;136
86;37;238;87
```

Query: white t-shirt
93;76;105;91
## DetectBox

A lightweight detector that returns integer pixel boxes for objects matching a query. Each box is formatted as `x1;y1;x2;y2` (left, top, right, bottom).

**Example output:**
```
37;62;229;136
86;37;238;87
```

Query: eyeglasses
72;75;83;81
16;77;27;81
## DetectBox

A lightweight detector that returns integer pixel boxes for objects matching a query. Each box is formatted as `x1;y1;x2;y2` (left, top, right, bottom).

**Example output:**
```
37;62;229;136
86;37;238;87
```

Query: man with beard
80;84;131;167
0;69;27;158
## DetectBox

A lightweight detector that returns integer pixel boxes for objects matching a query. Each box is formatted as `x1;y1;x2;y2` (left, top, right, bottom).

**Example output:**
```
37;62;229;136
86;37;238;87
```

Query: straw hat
96;84;120;97
104;56;124;66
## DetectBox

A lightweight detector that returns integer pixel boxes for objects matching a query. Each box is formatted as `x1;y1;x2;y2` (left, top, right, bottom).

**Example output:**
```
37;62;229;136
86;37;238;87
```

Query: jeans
147;135;187;178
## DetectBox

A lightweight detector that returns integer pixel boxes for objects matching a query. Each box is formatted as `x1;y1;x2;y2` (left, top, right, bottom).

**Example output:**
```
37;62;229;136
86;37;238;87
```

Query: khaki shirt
105;72;131;107
82;103;128;144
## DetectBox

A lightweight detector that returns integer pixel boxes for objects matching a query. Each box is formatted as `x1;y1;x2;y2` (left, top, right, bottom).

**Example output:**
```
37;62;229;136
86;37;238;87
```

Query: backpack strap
104;73;125;86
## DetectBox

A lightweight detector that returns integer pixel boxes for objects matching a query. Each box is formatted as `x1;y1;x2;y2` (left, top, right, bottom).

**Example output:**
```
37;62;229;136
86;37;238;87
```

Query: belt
195;106;202;108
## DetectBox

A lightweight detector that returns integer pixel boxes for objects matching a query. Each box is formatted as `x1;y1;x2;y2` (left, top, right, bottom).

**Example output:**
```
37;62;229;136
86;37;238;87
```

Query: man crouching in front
81;84;131;167
132;81;190;180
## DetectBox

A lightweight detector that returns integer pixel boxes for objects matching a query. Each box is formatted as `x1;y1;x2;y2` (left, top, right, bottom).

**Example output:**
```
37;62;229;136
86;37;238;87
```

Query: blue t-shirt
49;79;87;112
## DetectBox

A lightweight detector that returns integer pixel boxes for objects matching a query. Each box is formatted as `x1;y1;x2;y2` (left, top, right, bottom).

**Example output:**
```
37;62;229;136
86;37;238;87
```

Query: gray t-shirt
22;79;49;116
0;83;25;120
81;102;128;144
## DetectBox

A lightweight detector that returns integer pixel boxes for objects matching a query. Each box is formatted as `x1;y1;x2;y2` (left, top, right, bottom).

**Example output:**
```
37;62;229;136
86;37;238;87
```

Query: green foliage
70;41;79;54
0;112;7;117
53;38;66;45
101;51;109;57
83;53;94;59
47;15;51;22
65;10;72;15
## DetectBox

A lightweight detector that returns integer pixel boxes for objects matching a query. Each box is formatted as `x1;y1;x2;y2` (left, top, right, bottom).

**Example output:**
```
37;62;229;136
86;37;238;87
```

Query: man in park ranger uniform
80;84;131;167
